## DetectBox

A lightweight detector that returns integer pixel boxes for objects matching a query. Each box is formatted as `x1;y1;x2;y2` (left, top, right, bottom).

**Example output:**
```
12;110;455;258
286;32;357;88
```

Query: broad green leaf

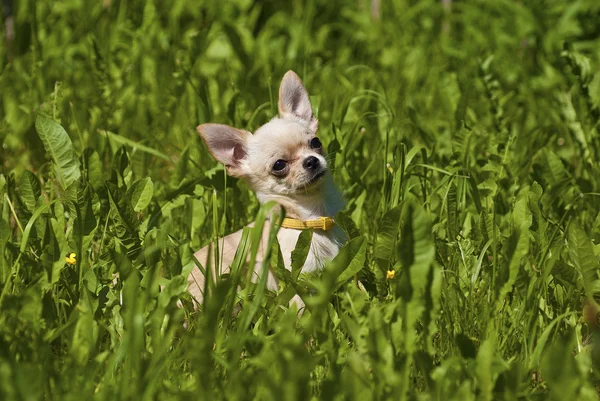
222;227;252;318
398;201;435;354
476;339;495;401
374;204;401;270
71;183;100;287
82;148;103;192
49;218;68;285
495;194;531;311
20;201;57;253
157;275;188;309
332;236;367;290
327;135;341;173
127;177;154;212
268;237;287;286
350;190;367;227
367;306;396;386
18;171;41;213
424;263;442;353
238;201;282;330
185;197;206;243
111;146;132;189
398;201;435;274
540;334;583;400
335;212;361;240
291;228;313;281
38;215;68;289
562;42;593;85
539;149;579;206
568;223;600;303
105;182;141;257
529;311;576;369
471;239;493;284
35;114;81;189
170;145;190;188
70;289;99;366
558;92;590;162
541;149;570;187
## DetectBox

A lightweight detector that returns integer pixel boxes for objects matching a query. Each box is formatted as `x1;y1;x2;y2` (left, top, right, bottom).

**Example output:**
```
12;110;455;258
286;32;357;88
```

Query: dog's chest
276;226;346;273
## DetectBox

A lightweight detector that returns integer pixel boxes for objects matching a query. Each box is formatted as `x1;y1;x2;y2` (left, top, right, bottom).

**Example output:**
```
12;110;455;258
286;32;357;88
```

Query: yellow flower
65;252;77;265
386;269;396;280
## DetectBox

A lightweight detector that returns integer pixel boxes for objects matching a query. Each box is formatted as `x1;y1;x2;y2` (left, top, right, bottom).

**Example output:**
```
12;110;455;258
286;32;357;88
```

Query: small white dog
187;71;346;311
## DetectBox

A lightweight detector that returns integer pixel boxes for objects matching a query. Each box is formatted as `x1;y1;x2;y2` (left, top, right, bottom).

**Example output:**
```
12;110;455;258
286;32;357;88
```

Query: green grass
1;0;600;399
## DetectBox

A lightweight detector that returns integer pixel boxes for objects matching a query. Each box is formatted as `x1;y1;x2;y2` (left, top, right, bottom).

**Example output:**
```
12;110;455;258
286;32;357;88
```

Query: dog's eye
272;159;287;172
309;137;322;149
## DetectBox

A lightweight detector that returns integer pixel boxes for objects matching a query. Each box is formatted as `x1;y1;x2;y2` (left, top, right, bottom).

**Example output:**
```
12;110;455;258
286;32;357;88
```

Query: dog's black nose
303;156;320;170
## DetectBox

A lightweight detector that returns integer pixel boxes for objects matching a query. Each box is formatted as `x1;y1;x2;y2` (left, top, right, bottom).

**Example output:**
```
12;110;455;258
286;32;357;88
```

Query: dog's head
198;71;328;202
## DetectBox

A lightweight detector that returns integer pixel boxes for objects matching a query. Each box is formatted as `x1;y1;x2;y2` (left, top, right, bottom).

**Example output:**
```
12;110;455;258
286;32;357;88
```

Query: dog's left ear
278;70;318;132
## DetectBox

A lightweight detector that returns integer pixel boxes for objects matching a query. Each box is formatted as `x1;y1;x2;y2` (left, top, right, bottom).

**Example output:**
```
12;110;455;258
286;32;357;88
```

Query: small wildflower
386;269;396;280
386;163;394;174
65;252;77;265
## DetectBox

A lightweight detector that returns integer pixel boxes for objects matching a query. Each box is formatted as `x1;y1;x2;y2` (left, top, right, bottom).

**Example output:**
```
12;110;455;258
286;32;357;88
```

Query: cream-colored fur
187;71;346;312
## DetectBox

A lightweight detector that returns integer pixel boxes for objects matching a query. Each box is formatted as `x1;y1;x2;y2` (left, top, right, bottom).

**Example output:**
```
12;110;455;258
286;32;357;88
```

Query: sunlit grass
1;1;600;400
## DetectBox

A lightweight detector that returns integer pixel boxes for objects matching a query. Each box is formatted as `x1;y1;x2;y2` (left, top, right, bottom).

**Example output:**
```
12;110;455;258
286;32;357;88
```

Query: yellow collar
281;216;335;231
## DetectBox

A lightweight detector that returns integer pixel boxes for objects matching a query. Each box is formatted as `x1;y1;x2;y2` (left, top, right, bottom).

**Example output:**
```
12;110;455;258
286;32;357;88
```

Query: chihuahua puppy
187;71;346;312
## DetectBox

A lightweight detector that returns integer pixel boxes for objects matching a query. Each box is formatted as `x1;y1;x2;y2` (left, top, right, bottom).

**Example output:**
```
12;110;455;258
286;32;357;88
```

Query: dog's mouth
306;170;326;186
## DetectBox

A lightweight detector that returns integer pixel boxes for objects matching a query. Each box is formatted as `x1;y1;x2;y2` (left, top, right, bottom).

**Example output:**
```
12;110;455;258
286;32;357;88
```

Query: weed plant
1;1;600;400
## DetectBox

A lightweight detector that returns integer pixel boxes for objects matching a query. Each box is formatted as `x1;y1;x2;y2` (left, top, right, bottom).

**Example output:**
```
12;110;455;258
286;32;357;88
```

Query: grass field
2;0;600;399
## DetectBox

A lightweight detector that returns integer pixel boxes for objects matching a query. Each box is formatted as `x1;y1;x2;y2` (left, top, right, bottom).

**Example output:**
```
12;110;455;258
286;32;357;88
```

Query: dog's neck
256;174;344;221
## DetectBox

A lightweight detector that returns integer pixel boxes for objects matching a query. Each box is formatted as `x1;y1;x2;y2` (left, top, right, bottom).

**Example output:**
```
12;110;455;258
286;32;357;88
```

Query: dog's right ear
197;124;250;177
278;71;318;132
